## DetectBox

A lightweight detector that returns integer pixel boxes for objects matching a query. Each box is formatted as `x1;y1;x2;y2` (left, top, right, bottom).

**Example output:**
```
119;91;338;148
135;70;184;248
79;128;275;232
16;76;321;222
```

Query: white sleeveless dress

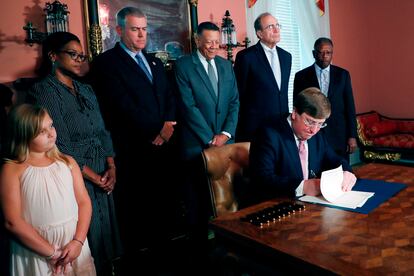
10;161;96;276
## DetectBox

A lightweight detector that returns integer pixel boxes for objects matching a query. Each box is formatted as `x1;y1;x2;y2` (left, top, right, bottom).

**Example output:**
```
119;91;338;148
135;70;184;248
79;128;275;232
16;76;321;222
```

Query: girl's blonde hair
3;104;69;165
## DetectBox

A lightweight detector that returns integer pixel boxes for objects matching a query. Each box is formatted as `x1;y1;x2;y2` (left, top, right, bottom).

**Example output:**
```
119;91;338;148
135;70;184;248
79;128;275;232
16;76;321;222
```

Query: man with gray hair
234;12;292;142
89;6;178;265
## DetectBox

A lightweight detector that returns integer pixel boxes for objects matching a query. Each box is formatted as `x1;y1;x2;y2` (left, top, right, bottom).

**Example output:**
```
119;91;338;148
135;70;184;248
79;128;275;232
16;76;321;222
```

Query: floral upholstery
356;111;414;162
372;134;414;149
366;121;398;138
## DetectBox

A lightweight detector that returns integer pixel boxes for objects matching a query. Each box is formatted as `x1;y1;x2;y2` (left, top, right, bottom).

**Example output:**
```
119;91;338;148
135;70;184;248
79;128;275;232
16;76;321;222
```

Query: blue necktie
135;54;153;83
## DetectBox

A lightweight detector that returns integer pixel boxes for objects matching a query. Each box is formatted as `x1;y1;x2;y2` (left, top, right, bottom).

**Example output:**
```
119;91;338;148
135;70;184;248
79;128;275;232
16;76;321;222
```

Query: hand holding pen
304;170;321;196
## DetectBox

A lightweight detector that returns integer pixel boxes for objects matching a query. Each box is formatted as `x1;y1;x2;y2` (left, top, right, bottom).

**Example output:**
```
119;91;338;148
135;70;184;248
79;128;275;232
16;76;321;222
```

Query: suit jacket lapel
143;52;156;84
115;43;153;85
307;137;317;176
215;57;225;102
327;66;337;99
192;53;217;102
282;123;304;179
255;43;278;89
277;46;289;92
310;66;321;89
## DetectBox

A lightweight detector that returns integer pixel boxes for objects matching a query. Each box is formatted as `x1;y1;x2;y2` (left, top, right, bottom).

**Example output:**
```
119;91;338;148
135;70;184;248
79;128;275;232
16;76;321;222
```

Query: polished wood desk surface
210;163;414;275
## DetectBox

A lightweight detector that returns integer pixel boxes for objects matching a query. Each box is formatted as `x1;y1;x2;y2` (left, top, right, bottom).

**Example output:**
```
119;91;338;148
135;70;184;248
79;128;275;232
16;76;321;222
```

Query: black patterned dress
27;75;122;273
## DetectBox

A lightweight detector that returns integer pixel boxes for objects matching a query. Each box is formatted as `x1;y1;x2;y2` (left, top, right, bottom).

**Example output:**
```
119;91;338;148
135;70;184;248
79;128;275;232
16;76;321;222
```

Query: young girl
27;31;122;274
0;104;96;275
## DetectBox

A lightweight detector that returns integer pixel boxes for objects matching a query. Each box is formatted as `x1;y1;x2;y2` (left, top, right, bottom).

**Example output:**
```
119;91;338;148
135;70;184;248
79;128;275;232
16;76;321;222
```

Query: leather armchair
201;142;250;217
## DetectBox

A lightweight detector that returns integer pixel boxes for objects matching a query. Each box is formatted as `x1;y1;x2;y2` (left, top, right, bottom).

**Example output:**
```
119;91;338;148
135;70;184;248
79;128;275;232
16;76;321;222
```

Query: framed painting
84;0;198;60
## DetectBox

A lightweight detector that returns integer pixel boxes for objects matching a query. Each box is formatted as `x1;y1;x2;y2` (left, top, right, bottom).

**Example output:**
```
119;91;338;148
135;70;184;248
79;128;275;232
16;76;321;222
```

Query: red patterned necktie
298;140;308;180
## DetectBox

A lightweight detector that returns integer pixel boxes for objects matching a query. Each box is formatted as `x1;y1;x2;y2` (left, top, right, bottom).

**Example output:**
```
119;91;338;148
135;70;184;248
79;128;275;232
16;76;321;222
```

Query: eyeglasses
303;117;327;129
60;50;87;62
263;23;282;31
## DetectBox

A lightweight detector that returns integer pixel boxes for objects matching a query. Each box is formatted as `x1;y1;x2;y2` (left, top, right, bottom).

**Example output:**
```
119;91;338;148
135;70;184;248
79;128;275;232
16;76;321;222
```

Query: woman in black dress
26;32;122;275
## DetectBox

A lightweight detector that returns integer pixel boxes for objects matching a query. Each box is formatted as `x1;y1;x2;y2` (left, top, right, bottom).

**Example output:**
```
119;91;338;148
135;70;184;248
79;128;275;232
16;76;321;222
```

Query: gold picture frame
84;0;198;59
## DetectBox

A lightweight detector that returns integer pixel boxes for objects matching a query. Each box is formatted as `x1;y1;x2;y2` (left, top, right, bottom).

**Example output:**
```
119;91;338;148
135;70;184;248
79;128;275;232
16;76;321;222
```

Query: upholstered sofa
356;111;414;162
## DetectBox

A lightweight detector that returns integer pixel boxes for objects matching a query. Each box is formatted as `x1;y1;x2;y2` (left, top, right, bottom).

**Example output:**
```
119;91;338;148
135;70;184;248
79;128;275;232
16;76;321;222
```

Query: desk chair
201;142;250;217
202;143;276;274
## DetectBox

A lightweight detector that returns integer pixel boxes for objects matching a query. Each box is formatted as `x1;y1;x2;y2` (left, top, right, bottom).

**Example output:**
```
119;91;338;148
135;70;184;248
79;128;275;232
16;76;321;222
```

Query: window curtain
292;0;330;68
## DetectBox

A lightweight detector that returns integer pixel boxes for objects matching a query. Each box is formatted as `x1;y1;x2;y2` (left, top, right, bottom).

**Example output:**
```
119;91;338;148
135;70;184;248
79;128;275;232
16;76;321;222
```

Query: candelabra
220;10;250;62
23;1;70;46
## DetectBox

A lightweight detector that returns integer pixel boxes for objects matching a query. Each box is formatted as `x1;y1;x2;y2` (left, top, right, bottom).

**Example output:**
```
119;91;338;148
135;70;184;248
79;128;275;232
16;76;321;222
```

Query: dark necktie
207;59;218;96
135;54;153;83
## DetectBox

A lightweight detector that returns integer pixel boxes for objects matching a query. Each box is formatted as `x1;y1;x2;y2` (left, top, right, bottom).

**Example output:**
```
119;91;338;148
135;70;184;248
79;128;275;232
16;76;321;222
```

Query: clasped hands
98;166;116;194
152;121;177;146
303;171;357;196
47;239;83;275
83;165;116;193
209;133;229;147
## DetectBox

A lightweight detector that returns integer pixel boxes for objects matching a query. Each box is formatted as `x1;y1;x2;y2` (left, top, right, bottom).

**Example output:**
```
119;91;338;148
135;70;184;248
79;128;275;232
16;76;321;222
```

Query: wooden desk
210;163;414;275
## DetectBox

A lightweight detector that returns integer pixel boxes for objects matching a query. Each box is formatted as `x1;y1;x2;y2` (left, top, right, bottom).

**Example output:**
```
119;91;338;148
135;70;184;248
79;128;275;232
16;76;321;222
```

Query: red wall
198;0;247;59
1;0;413;117
330;0;414;117
0;0;86;83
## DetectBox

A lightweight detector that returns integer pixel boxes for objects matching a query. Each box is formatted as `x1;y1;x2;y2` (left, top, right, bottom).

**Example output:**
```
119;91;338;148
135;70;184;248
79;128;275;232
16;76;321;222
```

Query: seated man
250;87;356;201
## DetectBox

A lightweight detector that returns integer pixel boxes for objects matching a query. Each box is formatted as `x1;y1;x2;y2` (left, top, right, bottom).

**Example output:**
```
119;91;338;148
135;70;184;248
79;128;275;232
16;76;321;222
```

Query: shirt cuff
295;180;305;197
221;131;231;139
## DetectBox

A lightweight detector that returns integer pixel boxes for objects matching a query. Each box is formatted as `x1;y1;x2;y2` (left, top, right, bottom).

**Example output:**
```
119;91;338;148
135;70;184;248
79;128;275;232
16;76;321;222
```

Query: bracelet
107;164;116;169
73;238;84;246
45;247;56;260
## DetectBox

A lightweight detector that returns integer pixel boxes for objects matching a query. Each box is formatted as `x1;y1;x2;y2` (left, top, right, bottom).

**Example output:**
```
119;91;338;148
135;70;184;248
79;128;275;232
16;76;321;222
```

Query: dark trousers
181;157;212;263
114;143;183;254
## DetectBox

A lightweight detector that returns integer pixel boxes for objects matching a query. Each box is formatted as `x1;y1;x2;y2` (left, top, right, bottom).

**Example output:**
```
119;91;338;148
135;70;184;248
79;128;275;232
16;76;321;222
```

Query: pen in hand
310;170;317;179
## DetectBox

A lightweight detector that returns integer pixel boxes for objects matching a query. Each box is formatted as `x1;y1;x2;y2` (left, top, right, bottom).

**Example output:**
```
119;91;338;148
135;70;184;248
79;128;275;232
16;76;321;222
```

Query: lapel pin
152;61;156;66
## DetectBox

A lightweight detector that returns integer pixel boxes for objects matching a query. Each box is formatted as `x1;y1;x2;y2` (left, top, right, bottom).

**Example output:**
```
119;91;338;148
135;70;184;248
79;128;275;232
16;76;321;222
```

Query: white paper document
299;165;374;209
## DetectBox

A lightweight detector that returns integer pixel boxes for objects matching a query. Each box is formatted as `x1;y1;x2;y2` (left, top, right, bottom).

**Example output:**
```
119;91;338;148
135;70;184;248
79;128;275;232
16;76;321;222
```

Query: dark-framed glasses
60;50;87;62
303;117;327;129
263;23;282;31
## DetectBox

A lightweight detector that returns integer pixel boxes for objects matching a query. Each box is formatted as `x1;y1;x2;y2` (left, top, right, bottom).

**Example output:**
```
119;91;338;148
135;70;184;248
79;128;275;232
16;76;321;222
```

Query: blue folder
304;178;407;214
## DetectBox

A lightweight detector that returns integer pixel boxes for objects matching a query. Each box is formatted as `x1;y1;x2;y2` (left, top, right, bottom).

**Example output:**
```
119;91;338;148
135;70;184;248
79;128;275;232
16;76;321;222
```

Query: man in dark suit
174;21;239;161
234;12;292;142
88;7;177;261
250;87;356;201
294;37;357;160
